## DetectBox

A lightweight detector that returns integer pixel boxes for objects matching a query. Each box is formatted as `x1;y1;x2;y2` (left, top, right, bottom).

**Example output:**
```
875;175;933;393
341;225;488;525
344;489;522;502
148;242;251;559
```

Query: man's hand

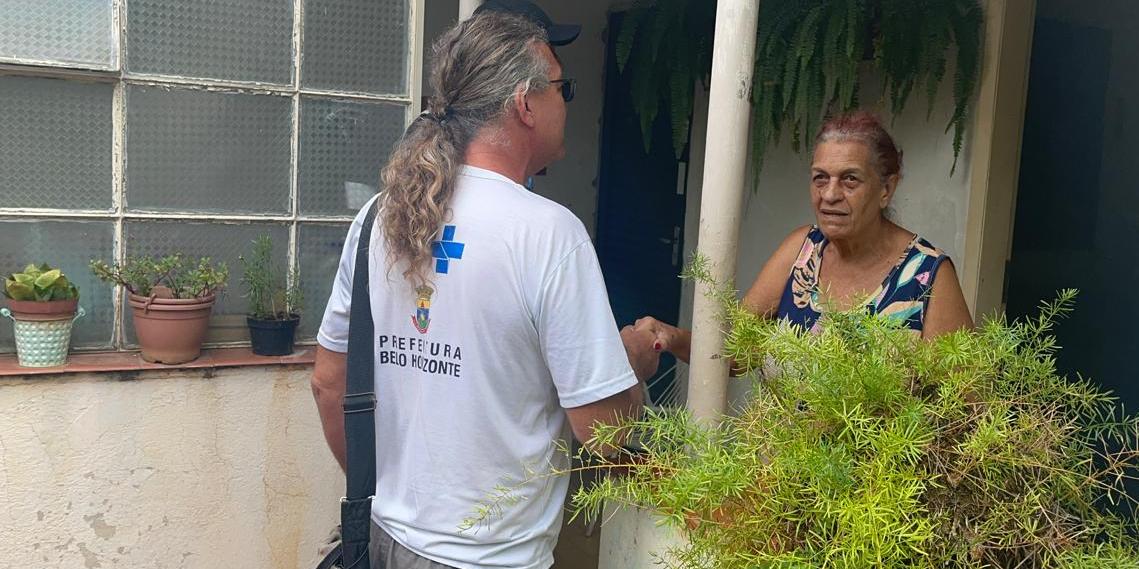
620;325;660;381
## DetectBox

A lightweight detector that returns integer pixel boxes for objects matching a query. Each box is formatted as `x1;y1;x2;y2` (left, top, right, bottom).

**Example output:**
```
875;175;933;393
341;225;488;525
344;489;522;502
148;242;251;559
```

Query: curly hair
378;13;551;287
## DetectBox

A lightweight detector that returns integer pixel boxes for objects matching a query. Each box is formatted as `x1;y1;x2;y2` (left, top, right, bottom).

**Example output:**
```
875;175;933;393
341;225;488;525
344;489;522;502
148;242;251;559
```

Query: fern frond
615;0;984;183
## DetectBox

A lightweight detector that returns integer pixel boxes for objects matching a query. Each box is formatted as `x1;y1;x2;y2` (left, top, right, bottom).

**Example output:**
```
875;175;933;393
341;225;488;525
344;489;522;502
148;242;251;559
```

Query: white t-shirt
318;165;638;569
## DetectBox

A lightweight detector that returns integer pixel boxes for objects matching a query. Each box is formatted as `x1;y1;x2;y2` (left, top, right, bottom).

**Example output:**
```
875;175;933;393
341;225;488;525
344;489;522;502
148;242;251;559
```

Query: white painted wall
0;366;342;569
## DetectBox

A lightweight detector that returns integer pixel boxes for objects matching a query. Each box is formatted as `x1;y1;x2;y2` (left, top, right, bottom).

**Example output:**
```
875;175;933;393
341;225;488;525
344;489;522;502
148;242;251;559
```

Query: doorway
594;11;689;404
1005;2;1137;407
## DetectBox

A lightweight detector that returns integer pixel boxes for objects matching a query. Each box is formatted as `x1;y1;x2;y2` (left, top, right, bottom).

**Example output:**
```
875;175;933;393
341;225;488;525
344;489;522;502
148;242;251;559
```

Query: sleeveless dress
775;226;948;334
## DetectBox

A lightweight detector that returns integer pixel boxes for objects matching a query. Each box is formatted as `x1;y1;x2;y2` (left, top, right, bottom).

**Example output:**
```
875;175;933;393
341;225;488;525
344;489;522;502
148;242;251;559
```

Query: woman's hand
634;316;692;364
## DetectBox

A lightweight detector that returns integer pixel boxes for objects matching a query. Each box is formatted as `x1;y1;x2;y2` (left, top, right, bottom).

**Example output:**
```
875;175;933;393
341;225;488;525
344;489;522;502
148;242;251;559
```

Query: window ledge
0;346;315;377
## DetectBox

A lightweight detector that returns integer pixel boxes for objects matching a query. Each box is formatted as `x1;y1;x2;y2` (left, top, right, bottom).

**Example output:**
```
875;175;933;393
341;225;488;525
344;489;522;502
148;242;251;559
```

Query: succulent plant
90;254;227;299
4;263;80;302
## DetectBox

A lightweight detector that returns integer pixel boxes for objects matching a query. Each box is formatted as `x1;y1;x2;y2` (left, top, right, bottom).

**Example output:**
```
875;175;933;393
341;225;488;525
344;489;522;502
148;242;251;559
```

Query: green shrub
569;284;1139;568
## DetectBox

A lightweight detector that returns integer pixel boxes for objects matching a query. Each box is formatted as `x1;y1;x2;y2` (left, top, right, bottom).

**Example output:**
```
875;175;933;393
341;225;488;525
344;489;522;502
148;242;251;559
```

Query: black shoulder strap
341;204;379;569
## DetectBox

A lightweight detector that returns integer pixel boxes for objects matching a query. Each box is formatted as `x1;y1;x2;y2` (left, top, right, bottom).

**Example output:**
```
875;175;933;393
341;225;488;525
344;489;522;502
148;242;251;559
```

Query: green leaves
239;234;302;320
570;287;1139;567
617;0;716;157
617;0;984;179
3;263;80;302
90;254;227;299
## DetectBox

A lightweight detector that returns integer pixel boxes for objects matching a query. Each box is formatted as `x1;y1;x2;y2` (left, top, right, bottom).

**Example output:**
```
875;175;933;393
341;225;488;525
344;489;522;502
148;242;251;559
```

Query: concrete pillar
686;0;762;424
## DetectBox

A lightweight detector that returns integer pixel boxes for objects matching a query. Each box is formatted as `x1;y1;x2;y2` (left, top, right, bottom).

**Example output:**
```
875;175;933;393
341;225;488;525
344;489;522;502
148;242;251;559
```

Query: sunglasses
550;78;576;103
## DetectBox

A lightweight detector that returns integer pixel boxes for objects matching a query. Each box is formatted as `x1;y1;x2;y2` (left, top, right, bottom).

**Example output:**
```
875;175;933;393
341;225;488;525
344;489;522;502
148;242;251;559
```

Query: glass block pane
127;0;293;84
0;0;114;67
125;85;292;214
297;223;350;339
298;97;406;216
0;220;115;352
0;76;113;211
302;0;409;94
123;221;289;345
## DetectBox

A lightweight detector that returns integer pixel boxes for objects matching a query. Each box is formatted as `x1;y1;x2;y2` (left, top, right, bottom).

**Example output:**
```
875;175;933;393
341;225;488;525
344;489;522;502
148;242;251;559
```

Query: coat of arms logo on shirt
412;285;434;334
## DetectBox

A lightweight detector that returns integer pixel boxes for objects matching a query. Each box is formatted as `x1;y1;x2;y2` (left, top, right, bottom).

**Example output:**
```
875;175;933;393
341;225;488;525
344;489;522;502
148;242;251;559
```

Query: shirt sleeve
535;239;638;409
316;200;372;353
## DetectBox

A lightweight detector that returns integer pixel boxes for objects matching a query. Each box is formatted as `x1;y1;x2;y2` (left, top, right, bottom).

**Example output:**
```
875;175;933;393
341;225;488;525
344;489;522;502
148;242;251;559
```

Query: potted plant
1;263;85;367
91;254;227;364
239;234;303;356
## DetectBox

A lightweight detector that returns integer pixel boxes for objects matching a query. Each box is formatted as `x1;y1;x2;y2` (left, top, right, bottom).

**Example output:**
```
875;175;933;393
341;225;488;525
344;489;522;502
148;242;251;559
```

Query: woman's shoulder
891;223;946;259
911;235;946;259
767;225;818;265
783;224;818;248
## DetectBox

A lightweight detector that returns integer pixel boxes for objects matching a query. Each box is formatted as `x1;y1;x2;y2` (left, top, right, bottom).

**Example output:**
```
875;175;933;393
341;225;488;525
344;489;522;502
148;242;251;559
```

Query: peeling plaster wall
0;366;342;569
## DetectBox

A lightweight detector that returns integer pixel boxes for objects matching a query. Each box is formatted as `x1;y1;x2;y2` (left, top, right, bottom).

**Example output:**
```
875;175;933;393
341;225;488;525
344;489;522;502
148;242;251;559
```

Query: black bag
317;206;382;569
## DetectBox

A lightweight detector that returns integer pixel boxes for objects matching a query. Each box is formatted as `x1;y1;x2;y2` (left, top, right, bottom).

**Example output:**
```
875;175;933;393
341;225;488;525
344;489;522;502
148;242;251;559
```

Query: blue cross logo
431;225;465;274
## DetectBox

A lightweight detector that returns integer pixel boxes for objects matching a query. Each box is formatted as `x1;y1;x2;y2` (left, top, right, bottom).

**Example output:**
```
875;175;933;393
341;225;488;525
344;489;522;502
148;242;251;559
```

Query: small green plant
90;254;227;299
239;234;302;320
4;263;79;302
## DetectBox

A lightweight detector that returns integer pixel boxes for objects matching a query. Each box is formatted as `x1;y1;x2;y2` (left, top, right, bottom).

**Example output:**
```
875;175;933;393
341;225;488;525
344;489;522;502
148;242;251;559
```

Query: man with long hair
311;4;659;568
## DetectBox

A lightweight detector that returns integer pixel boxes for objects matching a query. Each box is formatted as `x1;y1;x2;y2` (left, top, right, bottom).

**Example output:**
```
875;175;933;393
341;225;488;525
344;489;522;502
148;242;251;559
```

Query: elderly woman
641;111;973;362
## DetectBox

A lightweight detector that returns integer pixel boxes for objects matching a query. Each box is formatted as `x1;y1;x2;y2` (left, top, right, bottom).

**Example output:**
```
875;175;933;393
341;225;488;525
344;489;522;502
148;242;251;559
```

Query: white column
686;0;762;424
459;0;482;21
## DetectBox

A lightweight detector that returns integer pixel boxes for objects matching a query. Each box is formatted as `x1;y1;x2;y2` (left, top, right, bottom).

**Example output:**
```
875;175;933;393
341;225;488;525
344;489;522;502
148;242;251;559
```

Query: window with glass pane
122;222;289;345
125;85;293;214
298;97;406;217
0;0;416;355
297;223;350;340
0;0;115;68
302;0;410;94
0;76;114;211
126;0;294;84
0;220;116;352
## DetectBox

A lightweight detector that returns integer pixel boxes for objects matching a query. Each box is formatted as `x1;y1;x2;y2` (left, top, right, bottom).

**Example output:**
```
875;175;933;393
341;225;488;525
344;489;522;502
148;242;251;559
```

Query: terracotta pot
6;298;79;322
128;294;216;364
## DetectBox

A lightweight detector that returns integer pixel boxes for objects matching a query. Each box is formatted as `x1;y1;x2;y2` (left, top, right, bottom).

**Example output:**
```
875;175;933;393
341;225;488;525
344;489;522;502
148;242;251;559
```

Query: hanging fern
616;0;983;177
615;0;716;156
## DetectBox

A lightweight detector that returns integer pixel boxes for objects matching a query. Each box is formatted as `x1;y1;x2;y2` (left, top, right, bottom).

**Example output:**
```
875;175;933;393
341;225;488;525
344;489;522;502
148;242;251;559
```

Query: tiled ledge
0;346;316;377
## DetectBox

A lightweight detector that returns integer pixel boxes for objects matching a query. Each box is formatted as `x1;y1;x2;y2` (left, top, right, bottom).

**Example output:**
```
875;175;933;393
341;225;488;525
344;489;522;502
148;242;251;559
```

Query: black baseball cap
474;0;582;46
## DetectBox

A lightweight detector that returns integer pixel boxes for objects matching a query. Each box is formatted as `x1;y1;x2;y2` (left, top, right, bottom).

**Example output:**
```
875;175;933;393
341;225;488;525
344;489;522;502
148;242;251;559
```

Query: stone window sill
0;346;316;377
